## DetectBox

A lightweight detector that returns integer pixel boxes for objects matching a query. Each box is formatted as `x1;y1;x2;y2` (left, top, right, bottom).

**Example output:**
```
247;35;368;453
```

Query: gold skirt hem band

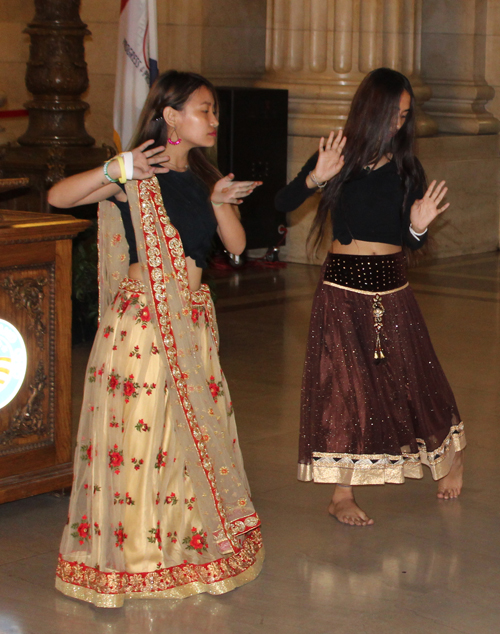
56;529;264;608
297;422;466;485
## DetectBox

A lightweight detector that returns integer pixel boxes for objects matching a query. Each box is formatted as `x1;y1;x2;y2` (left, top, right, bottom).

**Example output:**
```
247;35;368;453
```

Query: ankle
332;484;354;501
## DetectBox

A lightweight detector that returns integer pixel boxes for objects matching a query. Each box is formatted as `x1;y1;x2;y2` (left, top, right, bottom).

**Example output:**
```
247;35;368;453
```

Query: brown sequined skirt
298;252;466;485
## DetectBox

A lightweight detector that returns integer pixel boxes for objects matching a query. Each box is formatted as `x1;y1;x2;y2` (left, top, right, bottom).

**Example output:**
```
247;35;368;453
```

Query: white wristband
120;152;134;180
409;224;428;241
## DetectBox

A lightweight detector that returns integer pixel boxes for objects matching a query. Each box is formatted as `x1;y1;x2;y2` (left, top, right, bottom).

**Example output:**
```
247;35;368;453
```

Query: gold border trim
300;423;466;485
56;545;265;608
323;280;409;296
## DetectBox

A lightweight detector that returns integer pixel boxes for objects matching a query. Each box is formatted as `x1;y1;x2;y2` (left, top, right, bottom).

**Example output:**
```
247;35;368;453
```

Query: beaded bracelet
103;159;119;183
309;171;328;189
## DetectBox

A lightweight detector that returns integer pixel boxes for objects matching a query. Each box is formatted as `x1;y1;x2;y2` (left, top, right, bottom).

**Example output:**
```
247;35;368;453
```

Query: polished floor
1;252;500;634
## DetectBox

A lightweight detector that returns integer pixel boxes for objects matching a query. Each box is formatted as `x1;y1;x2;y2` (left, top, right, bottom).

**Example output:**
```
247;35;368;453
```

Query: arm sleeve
402;182;427;250
274;153;319;212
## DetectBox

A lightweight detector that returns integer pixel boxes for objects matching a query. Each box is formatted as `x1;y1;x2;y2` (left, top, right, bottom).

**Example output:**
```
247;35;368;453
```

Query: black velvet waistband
323;251;407;292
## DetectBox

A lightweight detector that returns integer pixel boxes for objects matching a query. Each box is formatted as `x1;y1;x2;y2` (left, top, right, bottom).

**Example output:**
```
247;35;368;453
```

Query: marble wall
0;0;499;260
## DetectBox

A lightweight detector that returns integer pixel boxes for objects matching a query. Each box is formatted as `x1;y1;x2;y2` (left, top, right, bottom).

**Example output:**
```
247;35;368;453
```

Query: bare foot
328;486;374;526
437;450;464;500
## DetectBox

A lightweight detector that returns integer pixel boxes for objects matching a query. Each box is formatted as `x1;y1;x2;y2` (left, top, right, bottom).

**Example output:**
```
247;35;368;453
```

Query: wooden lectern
0;210;90;503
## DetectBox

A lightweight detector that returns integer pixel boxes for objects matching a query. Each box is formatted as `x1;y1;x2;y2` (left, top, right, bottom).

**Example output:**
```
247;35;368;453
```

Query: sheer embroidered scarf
97;177;260;555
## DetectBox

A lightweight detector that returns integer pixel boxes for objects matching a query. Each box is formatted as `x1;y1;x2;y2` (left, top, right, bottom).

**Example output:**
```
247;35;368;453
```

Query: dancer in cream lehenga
49;71;263;607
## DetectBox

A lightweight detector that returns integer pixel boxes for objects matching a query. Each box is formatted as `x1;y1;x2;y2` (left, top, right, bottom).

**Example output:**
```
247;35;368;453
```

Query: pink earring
168;127;182;145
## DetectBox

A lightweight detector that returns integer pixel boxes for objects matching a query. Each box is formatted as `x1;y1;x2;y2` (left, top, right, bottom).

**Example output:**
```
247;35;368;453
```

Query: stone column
258;0;437;137
0;0;111;213
421;0;499;135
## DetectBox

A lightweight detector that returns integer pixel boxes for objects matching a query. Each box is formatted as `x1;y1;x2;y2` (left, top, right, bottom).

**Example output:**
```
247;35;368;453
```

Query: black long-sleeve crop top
110;170;218;267
275;153;426;250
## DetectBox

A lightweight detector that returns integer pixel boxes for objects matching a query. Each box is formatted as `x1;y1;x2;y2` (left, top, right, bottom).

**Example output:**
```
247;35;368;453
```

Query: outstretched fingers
425;179;449;214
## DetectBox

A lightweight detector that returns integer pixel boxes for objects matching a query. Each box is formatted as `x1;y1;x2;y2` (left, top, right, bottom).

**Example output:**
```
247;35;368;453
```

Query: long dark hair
129;70;221;191
309;67;426;253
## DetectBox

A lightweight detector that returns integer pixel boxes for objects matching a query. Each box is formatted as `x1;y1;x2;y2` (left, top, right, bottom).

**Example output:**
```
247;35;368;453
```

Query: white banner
113;0;158;152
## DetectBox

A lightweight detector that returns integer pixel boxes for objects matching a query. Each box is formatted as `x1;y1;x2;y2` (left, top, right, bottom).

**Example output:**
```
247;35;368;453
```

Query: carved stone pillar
421;0;499;135
257;0;437;137
0;0;110;213
18;0;94;147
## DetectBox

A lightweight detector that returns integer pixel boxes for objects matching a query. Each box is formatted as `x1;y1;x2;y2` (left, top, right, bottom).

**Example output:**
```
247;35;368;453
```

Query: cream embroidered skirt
56;280;263;607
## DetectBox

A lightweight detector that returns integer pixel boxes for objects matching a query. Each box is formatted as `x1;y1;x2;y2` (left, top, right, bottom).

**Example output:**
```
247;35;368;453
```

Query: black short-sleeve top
275;153;426;250
110;170;218;267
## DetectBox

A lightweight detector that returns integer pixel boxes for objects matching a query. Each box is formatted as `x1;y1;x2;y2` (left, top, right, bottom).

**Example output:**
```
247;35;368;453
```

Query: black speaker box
216;87;288;250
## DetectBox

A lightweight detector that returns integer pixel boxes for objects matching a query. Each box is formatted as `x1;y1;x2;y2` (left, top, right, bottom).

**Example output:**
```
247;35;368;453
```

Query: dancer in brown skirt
275;68;465;526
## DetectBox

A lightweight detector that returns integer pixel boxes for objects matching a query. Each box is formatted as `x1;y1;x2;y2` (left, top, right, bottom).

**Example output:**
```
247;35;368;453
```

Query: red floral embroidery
87;366;97;383
114;491;135;506
191;308;199;324
135;419;150;432
108;444;124;473
148;521;162;550
114;522;127;550
143;382;156;395
131;457;144;470
183;527;208;554
107;370;121;396
129;345;141;359
120;330;127;341
94;522;101;536
103;325;114;339
155;447;168;470
80;442;92;465
71;515;91;545
151;342;159;355
207;376;224;402
165;492;178;505
185;496;196;511
136;304;151;329
123;374;140;403
167;531;178;544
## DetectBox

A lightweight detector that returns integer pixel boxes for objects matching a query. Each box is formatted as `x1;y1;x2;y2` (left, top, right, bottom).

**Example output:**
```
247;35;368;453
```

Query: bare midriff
330;239;402;256
127;256;202;291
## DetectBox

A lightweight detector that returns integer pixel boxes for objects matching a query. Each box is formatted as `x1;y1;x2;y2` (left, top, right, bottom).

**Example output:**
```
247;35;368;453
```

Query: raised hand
130;140;170;179
312;129;346;183
211;174;262;205
410;180;449;233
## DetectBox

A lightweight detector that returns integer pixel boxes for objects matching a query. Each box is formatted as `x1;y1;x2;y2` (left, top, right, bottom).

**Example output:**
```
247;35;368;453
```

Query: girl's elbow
234;241;246;256
46;188;58;207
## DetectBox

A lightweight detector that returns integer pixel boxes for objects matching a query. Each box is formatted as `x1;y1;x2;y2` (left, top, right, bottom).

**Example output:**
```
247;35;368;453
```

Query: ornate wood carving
0;360;47;446
0;1;110;212
18;0;94;148
1;276;47;350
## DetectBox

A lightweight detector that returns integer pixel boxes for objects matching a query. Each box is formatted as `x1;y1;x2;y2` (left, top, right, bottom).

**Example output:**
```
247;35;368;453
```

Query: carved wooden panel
0;263;55;462
0;210;89;503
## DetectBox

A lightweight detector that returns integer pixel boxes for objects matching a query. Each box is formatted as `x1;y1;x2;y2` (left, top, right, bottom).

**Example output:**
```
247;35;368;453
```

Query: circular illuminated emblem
0;319;28;409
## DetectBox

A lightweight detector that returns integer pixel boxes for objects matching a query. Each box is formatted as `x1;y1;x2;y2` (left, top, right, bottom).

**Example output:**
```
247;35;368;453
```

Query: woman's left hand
410;180;449;233
211;174;262;205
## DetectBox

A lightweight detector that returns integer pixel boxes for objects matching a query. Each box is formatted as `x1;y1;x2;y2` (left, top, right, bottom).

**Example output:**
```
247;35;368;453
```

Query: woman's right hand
308;129;346;187
48;140;170;209
106;140;170;180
